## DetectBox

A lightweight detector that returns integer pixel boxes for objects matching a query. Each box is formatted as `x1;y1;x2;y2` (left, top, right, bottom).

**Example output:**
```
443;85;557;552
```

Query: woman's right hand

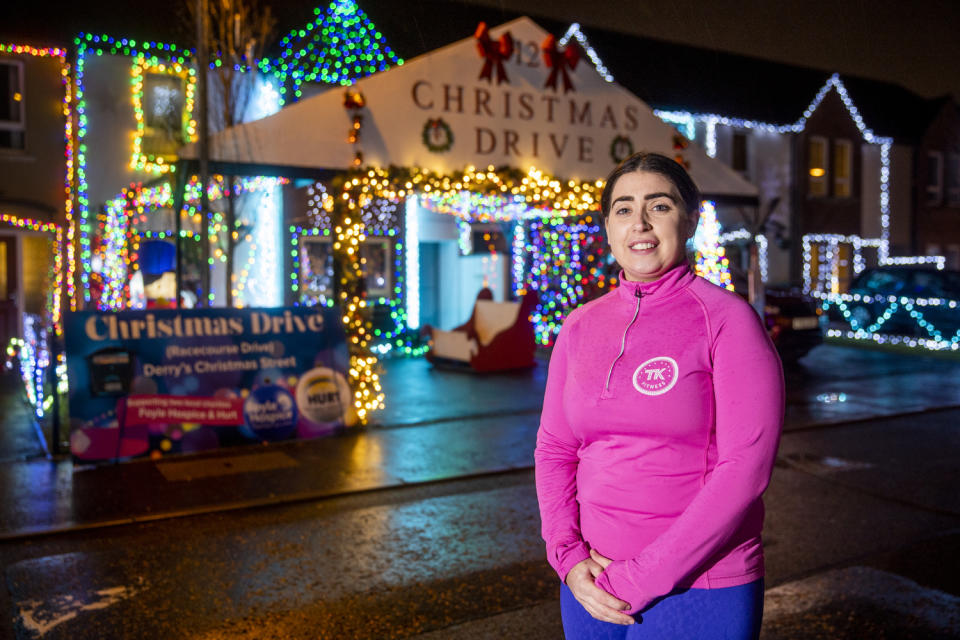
565;557;635;625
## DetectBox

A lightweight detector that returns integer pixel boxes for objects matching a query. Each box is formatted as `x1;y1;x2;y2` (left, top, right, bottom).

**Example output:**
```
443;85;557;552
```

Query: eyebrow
611;192;678;206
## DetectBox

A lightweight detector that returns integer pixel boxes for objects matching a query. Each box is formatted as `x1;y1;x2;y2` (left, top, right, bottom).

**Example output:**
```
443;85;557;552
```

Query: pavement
2;343;960;541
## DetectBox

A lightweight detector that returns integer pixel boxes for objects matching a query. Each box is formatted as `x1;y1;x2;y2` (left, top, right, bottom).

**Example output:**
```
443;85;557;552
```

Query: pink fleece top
534;263;784;615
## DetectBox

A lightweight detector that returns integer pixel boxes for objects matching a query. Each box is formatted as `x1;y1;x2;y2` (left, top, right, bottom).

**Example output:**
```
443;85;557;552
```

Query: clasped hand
565;549;635;625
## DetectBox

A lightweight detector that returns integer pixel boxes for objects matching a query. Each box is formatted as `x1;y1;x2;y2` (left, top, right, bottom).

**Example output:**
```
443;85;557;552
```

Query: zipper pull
635;287;643;299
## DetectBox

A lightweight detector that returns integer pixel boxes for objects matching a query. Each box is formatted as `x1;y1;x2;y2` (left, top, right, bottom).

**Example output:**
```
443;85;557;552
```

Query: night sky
5;0;959;100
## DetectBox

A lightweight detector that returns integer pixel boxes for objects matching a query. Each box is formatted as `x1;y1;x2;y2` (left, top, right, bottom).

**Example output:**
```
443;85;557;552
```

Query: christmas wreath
422;118;454;153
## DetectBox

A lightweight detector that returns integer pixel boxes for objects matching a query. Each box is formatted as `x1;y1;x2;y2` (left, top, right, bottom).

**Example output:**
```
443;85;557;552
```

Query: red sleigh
423;288;537;372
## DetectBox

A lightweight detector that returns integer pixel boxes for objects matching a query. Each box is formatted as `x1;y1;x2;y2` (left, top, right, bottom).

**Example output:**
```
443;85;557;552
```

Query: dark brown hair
600;152;701;222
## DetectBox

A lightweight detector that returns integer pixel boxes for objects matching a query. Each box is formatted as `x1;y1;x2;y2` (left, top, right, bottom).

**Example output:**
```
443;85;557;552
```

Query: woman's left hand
591;549;639;617
590;548;613;570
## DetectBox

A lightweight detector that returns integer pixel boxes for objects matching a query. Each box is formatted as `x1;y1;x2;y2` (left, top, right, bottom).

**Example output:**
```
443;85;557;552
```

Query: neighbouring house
0;44;69;408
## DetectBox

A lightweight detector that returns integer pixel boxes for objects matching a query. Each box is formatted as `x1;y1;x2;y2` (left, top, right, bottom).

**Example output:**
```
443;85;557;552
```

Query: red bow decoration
541;35;580;93
475;22;514;85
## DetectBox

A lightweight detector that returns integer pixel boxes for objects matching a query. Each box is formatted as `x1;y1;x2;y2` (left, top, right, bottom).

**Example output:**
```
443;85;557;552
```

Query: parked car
762;286;825;362
836;266;960;338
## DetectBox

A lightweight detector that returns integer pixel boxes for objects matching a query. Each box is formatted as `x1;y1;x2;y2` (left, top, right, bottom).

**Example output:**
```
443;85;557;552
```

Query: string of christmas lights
718;229;769;282
73;34;197;301
693;201;734;290
0;214;64;334
129;55;198;174
558;23;614;83
526;219;609;344
1;44;73;318
265;0;403;104
818;292;960;351
95;176;285;309
293;184;408;346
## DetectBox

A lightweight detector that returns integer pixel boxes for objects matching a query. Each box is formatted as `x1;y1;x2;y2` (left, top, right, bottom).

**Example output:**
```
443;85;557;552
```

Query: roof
6;0;947;143
181;16;758;200
351;1;943;143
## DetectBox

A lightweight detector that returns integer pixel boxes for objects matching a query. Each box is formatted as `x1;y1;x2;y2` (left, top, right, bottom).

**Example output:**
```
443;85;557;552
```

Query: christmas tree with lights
270;0;403;104
693;201;735;291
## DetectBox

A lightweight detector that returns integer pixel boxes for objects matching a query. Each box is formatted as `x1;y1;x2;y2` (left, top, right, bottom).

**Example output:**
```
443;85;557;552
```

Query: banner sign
64;306;354;462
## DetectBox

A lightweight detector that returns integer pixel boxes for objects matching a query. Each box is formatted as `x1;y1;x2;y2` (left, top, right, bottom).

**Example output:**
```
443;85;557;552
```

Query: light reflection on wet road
3;344;960;638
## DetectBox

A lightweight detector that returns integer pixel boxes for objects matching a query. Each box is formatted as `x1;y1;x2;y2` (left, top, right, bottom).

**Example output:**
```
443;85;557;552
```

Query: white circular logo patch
632;356;679;396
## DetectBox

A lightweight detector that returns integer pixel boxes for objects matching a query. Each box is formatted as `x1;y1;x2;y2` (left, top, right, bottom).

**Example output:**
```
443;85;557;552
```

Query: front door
0;236;18;348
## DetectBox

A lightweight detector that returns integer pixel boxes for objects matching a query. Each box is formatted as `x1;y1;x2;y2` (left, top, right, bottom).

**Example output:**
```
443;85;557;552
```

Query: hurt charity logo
632;356;679;396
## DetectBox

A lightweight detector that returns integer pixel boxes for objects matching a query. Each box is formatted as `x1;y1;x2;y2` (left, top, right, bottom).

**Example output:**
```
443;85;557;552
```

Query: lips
629;240;658;251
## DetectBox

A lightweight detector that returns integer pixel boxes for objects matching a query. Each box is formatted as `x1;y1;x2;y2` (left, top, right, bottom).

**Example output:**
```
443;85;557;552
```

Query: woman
534;152;784;639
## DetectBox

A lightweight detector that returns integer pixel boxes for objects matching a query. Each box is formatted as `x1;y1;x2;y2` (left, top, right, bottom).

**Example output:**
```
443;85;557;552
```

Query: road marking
15;579;143;638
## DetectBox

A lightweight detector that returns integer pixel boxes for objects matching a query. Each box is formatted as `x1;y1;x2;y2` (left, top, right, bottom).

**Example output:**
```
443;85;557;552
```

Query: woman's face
604;170;697;283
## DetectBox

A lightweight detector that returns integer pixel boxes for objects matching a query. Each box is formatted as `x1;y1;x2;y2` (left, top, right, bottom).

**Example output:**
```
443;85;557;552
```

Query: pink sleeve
534;324;591;582
594;301;784;614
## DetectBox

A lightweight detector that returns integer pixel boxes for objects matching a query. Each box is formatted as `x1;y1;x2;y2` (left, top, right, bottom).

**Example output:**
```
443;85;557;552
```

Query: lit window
833;139;852;198
808;137;828;197
360;238;393;297
926;151;943;206
948;153;960;207
142;73;186;158
0;60;25;151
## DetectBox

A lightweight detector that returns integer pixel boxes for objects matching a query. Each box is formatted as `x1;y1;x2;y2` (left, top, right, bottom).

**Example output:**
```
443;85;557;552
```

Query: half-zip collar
602;262;696;397
615;261;696;305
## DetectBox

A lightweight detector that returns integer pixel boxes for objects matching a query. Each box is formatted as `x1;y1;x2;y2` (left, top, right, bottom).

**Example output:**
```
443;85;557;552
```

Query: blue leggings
560;578;764;640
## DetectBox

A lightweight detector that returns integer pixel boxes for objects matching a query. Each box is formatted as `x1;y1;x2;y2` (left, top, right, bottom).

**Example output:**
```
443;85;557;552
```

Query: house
0;44;68;382
69;2;404;311
914;98;960;267
177;16;758;349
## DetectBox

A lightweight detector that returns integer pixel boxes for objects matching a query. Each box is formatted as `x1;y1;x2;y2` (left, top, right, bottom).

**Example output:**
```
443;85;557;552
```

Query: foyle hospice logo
242;384;298;441
632;356;679;396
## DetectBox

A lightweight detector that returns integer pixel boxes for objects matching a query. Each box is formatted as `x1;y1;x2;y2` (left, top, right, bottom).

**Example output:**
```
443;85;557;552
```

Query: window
732;131;748;175
141;73;186;158
833;139;853;198
300;237;334;302
926;151;943;206
808;136;828;197
360;238;393;298
0;60;25;151
948;153;960;207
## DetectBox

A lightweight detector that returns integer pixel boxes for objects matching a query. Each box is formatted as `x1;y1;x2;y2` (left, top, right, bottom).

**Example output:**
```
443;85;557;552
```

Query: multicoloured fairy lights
0;214;64;335
73;33;198;301
0;214;65;419
129;55;198;173
692;201;734;291
293;184;408;349
1;44;74;313
266;0;403;104
96;176;285;310
525;218;609;344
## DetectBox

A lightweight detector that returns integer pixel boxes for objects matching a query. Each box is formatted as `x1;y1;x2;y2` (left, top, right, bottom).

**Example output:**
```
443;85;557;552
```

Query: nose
635;210;653;230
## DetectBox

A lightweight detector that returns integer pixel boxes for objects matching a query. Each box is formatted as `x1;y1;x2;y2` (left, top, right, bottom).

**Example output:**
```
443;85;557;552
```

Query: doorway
0;235;17;348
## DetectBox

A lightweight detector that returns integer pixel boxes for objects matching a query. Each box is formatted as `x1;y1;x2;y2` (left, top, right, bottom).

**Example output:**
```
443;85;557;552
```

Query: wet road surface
1;343;960;638
2;407;959;638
